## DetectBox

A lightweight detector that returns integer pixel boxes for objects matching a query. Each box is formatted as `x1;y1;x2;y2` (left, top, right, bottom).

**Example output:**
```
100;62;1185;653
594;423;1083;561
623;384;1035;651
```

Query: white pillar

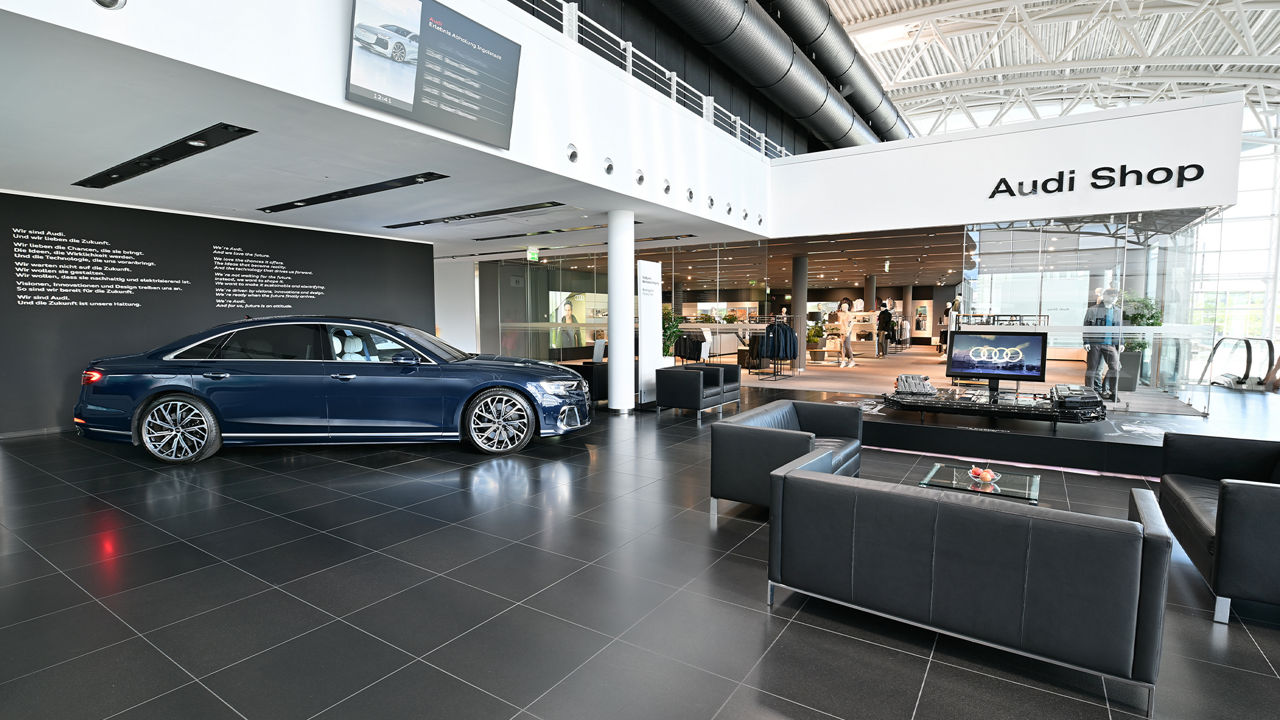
607;210;636;413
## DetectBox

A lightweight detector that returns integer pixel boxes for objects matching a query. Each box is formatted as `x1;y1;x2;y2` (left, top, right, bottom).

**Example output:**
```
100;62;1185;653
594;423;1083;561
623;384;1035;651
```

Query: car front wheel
463;388;535;455
391;42;407;62
139;395;221;464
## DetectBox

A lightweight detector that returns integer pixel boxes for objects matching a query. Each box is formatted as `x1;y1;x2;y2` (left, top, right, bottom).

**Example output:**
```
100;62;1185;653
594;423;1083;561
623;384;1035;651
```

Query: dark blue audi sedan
74;316;590;463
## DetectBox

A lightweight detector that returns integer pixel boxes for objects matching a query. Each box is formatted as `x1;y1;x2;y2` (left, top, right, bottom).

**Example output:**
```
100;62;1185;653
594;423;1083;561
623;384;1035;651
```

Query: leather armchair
769;450;1172;718
1158;432;1280;622
709;399;861;514
655;363;739;423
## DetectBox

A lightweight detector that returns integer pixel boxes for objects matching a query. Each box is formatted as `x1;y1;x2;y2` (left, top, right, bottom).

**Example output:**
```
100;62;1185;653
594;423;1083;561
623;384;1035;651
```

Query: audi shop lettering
988;163;1204;199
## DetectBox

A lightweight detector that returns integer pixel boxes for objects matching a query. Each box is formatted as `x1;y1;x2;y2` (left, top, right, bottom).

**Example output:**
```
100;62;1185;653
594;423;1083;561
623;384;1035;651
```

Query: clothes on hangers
761;321;798;360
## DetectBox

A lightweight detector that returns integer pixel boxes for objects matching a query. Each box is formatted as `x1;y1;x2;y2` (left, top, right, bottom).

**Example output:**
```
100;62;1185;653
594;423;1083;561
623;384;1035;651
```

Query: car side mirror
391;351;419;366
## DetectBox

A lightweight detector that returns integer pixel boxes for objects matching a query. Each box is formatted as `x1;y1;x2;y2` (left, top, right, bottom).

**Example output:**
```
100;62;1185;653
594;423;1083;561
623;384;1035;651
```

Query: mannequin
835;299;856;368
852;297;864;312
1084;288;1122;399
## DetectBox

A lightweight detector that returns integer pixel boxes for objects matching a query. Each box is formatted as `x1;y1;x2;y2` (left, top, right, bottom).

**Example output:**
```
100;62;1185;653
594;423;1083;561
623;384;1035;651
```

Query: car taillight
82;370;104;385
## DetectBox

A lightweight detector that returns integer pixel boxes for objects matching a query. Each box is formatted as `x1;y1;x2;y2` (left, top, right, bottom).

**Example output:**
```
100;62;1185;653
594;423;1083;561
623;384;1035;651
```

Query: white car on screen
354;23;418;63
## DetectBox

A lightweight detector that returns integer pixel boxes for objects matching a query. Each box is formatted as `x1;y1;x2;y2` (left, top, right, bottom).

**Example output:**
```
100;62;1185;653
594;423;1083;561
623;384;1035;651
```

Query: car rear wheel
463;389;535;455
139;395;221;464
391;42;407;62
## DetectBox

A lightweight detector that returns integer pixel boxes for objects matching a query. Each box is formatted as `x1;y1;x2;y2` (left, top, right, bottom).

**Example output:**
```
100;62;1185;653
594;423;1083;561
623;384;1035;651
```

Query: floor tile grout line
908;635;939;720
511;509;766;715
710;596;821;720
1237;615;1280;679
98;679;205;720
1102;671;1114;720
0;635;139;689
0;496;252;720
2;448;575;714
923;656;1111;709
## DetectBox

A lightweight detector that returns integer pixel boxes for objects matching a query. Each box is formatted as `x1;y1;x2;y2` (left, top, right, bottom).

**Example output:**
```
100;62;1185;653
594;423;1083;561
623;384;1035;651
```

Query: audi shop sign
347;0;521;149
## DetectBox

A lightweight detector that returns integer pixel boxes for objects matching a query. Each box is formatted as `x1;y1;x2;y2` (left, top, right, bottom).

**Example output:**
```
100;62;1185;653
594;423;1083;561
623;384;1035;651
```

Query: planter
1117;350;1142;392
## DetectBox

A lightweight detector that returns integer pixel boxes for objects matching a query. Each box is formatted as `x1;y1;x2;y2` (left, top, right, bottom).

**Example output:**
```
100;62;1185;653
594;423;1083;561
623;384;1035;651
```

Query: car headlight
534;380;580;396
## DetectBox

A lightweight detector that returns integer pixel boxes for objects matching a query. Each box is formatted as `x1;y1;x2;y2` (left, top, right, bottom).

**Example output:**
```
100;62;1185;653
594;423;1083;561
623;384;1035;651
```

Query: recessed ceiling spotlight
92;0;126;9
566;144;578;163
185;139;208;148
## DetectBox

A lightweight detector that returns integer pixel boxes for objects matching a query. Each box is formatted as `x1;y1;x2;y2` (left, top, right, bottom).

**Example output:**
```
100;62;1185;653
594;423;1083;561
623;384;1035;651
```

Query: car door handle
331;374;357;381
202;372;230;380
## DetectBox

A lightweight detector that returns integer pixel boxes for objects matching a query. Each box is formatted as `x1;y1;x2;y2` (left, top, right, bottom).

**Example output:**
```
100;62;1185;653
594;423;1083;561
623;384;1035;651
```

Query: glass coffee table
919;462;1040;505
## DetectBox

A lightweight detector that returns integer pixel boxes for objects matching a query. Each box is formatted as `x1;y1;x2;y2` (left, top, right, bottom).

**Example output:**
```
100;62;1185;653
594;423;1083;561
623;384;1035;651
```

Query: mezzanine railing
506;0;790;160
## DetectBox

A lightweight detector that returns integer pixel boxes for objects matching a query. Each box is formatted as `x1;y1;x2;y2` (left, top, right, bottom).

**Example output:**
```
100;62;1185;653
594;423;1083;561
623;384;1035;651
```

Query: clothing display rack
755;317;797;380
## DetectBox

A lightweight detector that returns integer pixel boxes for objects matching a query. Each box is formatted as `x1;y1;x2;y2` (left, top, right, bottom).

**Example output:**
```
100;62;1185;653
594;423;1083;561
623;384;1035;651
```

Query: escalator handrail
1198;336;1275;384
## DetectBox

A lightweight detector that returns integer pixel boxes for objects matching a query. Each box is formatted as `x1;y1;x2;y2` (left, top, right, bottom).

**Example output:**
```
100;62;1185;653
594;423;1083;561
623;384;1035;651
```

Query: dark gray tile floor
1;388;1277;719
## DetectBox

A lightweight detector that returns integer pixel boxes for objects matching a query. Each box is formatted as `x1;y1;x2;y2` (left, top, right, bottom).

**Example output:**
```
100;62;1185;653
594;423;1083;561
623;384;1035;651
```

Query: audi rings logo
968;346;1024;363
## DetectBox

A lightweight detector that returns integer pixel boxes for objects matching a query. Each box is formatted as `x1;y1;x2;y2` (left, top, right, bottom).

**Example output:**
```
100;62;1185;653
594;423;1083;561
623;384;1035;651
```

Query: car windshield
393;324;470;362
381;25;409;36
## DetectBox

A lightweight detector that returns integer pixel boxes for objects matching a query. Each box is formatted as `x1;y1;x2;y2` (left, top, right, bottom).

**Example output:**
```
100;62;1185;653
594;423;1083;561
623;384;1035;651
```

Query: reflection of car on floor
74;316;590;463
353;23;418;63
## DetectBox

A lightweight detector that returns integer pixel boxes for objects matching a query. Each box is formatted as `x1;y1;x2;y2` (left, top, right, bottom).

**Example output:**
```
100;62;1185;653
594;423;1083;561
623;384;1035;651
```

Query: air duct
652;0;877;148
767;0;911;141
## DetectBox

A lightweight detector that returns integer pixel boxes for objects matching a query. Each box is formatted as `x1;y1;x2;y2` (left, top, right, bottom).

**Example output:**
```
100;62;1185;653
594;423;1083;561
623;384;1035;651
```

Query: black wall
1;192;435;436
570;0;816;155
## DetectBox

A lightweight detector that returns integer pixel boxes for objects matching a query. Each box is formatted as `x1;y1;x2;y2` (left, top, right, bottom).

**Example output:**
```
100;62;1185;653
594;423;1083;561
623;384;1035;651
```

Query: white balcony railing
506;0;789;160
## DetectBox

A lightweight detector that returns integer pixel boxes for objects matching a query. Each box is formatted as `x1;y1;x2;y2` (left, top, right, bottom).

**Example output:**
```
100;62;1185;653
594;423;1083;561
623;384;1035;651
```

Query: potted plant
806;321;827;361
1119;292;1163;391
661;308;683;358
695;312;716;324
723;312;739;324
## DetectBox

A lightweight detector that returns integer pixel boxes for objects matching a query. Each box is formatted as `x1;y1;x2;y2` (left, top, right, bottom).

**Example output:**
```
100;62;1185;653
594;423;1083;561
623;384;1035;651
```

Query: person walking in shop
1083;288;1123;399
875;302;892;358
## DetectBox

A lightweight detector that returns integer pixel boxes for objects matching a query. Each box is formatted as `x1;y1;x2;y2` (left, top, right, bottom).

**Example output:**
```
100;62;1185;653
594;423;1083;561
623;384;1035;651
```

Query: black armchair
1158;432;1280;622
655;363;740;424
709;399;862;515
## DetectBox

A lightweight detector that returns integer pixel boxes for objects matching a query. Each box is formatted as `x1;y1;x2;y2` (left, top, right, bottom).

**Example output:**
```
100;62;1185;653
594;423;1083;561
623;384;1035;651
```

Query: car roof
206;315;408;330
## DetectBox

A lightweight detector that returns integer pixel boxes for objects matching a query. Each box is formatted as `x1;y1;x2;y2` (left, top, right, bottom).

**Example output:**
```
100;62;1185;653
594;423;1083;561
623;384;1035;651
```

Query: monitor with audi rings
945;331;1049;383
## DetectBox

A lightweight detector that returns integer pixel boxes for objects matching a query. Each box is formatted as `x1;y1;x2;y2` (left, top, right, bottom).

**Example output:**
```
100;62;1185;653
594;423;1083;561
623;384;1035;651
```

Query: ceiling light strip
385;201;564;228
74;123;257;189
260;171;448;214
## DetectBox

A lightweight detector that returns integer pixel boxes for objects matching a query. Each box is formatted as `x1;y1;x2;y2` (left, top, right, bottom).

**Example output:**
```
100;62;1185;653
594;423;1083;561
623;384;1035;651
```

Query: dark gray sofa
655;363;740;422
1159;432;1280;622
769;449;1172;718
709;400;861;515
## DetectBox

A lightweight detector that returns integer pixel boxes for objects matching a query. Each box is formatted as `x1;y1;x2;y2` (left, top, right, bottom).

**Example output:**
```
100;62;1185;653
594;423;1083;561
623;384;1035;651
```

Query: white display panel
636;260;662;405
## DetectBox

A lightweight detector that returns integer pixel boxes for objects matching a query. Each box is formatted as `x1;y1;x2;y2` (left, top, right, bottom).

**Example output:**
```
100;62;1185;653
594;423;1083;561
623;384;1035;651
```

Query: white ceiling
0;11;761;259
832;0;1280;139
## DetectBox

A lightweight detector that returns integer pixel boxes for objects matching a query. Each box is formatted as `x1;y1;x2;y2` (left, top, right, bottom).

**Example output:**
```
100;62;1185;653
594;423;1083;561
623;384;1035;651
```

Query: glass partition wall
961;210;1221;415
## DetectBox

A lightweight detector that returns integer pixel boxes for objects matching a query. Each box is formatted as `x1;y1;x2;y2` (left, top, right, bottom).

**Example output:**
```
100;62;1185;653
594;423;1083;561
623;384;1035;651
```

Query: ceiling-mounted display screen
346;0;521;149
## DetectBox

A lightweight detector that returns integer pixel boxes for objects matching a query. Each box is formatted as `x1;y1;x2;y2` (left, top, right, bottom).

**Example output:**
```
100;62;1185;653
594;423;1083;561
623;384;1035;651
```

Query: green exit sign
526;247;539;262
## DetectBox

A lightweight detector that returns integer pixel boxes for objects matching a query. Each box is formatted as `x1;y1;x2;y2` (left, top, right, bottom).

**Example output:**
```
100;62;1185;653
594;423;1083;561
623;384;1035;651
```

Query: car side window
173;336;225;360
330;327;412;363
219;324;325;360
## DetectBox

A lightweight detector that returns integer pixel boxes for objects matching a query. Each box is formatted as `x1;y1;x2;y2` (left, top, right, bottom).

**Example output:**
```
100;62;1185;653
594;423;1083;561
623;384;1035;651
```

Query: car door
324;324;443;439
187;323;330;439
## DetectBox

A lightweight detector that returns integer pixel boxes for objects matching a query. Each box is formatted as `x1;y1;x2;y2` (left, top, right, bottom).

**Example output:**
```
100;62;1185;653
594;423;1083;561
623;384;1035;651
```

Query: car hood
356;23;387;35
453;355;582;380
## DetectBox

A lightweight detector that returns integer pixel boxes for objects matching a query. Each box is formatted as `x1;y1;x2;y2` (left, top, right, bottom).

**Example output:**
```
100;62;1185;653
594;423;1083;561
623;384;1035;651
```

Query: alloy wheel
142;399;210;461
392;43;406;62
469;394;530;453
